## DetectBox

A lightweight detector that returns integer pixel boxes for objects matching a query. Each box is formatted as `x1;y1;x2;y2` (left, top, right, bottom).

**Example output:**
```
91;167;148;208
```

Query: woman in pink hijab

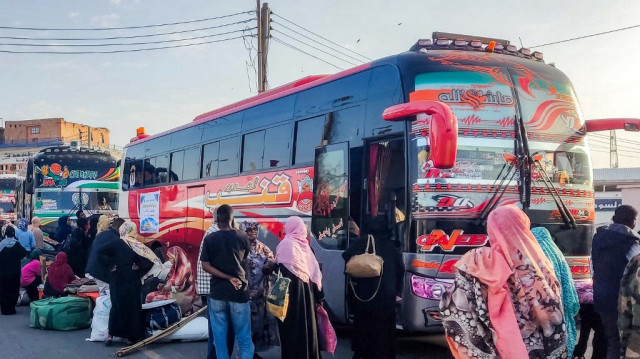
439;204;568;359
275;216;323;359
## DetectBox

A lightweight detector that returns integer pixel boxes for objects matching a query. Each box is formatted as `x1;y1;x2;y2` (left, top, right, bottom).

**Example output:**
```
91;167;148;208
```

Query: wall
4;118;109;147
621;185;640;231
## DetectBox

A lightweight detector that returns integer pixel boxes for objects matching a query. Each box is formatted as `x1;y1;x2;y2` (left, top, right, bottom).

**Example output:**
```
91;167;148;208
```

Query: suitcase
30;296;92;331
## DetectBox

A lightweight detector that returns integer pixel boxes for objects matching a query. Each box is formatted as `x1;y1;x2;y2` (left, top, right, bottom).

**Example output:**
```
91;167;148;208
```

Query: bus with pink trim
119;32;640;332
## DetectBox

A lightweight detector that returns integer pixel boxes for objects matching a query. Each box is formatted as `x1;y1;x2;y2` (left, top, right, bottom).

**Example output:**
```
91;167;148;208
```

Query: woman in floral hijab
439;205;567;359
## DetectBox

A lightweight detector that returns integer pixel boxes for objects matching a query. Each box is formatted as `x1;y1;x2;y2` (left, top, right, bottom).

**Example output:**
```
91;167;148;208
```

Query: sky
1;0;639;169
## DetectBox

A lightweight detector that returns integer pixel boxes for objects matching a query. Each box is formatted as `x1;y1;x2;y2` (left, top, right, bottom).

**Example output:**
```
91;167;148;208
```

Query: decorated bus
0;174;17;222
16;146;119;236
119;32;639;332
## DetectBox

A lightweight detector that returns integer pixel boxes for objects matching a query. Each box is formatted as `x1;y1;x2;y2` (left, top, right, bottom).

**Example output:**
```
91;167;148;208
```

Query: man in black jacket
592;205;640;359
85;218;125;292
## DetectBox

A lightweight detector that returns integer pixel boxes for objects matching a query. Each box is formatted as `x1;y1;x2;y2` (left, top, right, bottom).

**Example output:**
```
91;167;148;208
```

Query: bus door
362;136;407;245
184;185;206;266
311;142;349;321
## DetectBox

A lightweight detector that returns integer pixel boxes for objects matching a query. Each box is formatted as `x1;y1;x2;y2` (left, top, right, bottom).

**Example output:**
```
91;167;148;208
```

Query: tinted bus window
242;131;265;172
329;106;364;146
263;124;291;168
218;137;239;176
155;154;169;184
143;158;156;186
170;150;184;182
202;141;220;178
294;116;325;165
183;146;201;181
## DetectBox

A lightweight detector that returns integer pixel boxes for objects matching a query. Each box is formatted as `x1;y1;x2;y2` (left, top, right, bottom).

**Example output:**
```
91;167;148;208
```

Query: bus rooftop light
532;51;544;61
470;40;483;48
519;47;532;56
418;39;432;46
453;39;468;47
506;44;518;52
136;127;146;136
436;38;450;46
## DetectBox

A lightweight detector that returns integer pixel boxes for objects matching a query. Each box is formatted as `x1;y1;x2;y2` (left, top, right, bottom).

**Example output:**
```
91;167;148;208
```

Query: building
593;167;640;230
3;118;109;148
0;118;116;175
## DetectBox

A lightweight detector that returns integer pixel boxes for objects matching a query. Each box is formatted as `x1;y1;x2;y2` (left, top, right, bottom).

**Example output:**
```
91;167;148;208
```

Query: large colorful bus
0;174;17;223
16;146;120;236
119;32;639;332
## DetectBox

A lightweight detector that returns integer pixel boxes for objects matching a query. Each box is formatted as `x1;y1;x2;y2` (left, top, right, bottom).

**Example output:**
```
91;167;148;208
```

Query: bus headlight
410;275;453;301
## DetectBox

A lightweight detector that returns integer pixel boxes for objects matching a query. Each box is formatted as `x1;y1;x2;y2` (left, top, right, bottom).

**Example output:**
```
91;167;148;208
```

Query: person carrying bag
345;234;384;302
343;217;405;359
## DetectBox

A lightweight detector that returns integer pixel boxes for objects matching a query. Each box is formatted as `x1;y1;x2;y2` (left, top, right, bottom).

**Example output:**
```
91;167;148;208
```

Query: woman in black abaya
275;216;324;359
100;221;153;344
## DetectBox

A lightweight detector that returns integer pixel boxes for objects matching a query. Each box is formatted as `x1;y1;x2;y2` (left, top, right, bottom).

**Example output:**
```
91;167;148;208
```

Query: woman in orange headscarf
145;246;195;313
439;204;567;359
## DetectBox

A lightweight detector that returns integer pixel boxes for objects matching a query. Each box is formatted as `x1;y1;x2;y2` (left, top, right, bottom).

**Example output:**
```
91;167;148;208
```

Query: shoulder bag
345;235;384;302
266;269;290;322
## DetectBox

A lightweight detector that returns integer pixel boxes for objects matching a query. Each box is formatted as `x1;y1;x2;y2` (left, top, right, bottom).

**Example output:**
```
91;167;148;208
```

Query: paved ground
2;305;455;359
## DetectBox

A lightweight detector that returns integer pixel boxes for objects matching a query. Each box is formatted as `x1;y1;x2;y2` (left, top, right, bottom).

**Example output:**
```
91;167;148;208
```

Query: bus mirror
25;158;34;195
383;101;458;168
585;118;640;132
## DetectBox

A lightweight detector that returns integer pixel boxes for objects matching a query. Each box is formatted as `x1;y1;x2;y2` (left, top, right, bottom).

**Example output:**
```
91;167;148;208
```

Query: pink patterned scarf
275;216;323;290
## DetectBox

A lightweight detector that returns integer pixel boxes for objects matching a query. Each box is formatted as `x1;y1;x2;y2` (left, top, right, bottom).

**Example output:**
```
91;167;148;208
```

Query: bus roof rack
432;32;510;47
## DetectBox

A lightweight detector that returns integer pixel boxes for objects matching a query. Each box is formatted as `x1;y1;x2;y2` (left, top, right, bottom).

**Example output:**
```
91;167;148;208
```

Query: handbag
345;235;383;278
345;235;384;302
266;269;290;322
316;305;337;355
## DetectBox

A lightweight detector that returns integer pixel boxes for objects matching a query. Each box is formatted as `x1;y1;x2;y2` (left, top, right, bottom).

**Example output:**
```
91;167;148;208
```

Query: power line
0;34;254;54
271;36;344;70
271;29;359;67
0;27;255;47
271;13;371;61
271;22;365;65
0;18;255;41
0;11;253;31
531;24;640;48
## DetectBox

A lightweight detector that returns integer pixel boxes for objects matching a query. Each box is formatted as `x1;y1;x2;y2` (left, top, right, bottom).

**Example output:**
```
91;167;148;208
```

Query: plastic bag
316;305;337;355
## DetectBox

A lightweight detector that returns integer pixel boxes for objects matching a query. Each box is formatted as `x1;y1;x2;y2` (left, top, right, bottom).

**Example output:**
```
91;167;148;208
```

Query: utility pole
610;129;619;168
257;1;270;92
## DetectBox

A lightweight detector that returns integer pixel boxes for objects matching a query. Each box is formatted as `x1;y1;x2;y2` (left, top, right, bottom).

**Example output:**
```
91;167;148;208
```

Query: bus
119;32;639;332
16;146;120;236
0;174;17;223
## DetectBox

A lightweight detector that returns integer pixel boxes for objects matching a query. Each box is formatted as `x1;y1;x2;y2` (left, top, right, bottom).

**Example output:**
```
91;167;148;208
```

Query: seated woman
145;246;195;314
43;252;77;298
21;249;43;302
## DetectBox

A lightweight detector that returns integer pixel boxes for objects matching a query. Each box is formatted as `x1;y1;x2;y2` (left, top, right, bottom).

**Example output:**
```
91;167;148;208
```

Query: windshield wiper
531;155;577;229
475;154;518;227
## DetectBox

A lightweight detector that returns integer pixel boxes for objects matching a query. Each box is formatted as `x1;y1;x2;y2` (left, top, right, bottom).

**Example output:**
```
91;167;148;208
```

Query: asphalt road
2;305;455;359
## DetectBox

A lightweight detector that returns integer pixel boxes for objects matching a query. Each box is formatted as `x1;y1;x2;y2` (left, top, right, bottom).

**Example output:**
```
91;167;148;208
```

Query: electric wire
0;18;255;41
271;22;365;64
531;24;640;48
0;34;254;54
0;27;255;47
271;36;344;70
271;13;371;61
0;11;254;31
271;29;359;66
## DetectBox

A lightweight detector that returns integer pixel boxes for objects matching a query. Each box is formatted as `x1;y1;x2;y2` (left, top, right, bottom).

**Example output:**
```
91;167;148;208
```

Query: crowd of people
439;204;640;359
2;202;640;359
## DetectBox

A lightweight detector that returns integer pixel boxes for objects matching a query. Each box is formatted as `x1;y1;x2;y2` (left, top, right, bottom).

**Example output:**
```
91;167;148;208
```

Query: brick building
3;118;109;148
0;118;115;175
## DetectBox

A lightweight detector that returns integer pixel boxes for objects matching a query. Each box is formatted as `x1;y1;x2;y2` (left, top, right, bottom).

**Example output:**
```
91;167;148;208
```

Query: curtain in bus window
368;143;391;216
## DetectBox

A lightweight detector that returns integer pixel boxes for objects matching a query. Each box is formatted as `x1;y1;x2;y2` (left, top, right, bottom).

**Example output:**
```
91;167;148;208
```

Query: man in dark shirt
200;204;254;359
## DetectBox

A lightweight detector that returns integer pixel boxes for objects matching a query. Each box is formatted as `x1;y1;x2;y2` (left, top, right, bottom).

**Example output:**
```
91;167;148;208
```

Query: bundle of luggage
29;297;92;331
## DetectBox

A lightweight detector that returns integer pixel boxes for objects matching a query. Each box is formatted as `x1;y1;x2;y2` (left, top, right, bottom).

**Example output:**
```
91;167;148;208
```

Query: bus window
183;146;201;181
218;137;240;176
242;131;265;172
143;158;156;186
329;106;364;146
294;116;325;165
202;141;220;178
154;154;169;184
170;150;185;182
263;124;291;169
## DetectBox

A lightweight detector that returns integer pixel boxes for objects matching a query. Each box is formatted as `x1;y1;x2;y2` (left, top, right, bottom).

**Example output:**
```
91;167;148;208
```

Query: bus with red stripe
119;32;640;332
